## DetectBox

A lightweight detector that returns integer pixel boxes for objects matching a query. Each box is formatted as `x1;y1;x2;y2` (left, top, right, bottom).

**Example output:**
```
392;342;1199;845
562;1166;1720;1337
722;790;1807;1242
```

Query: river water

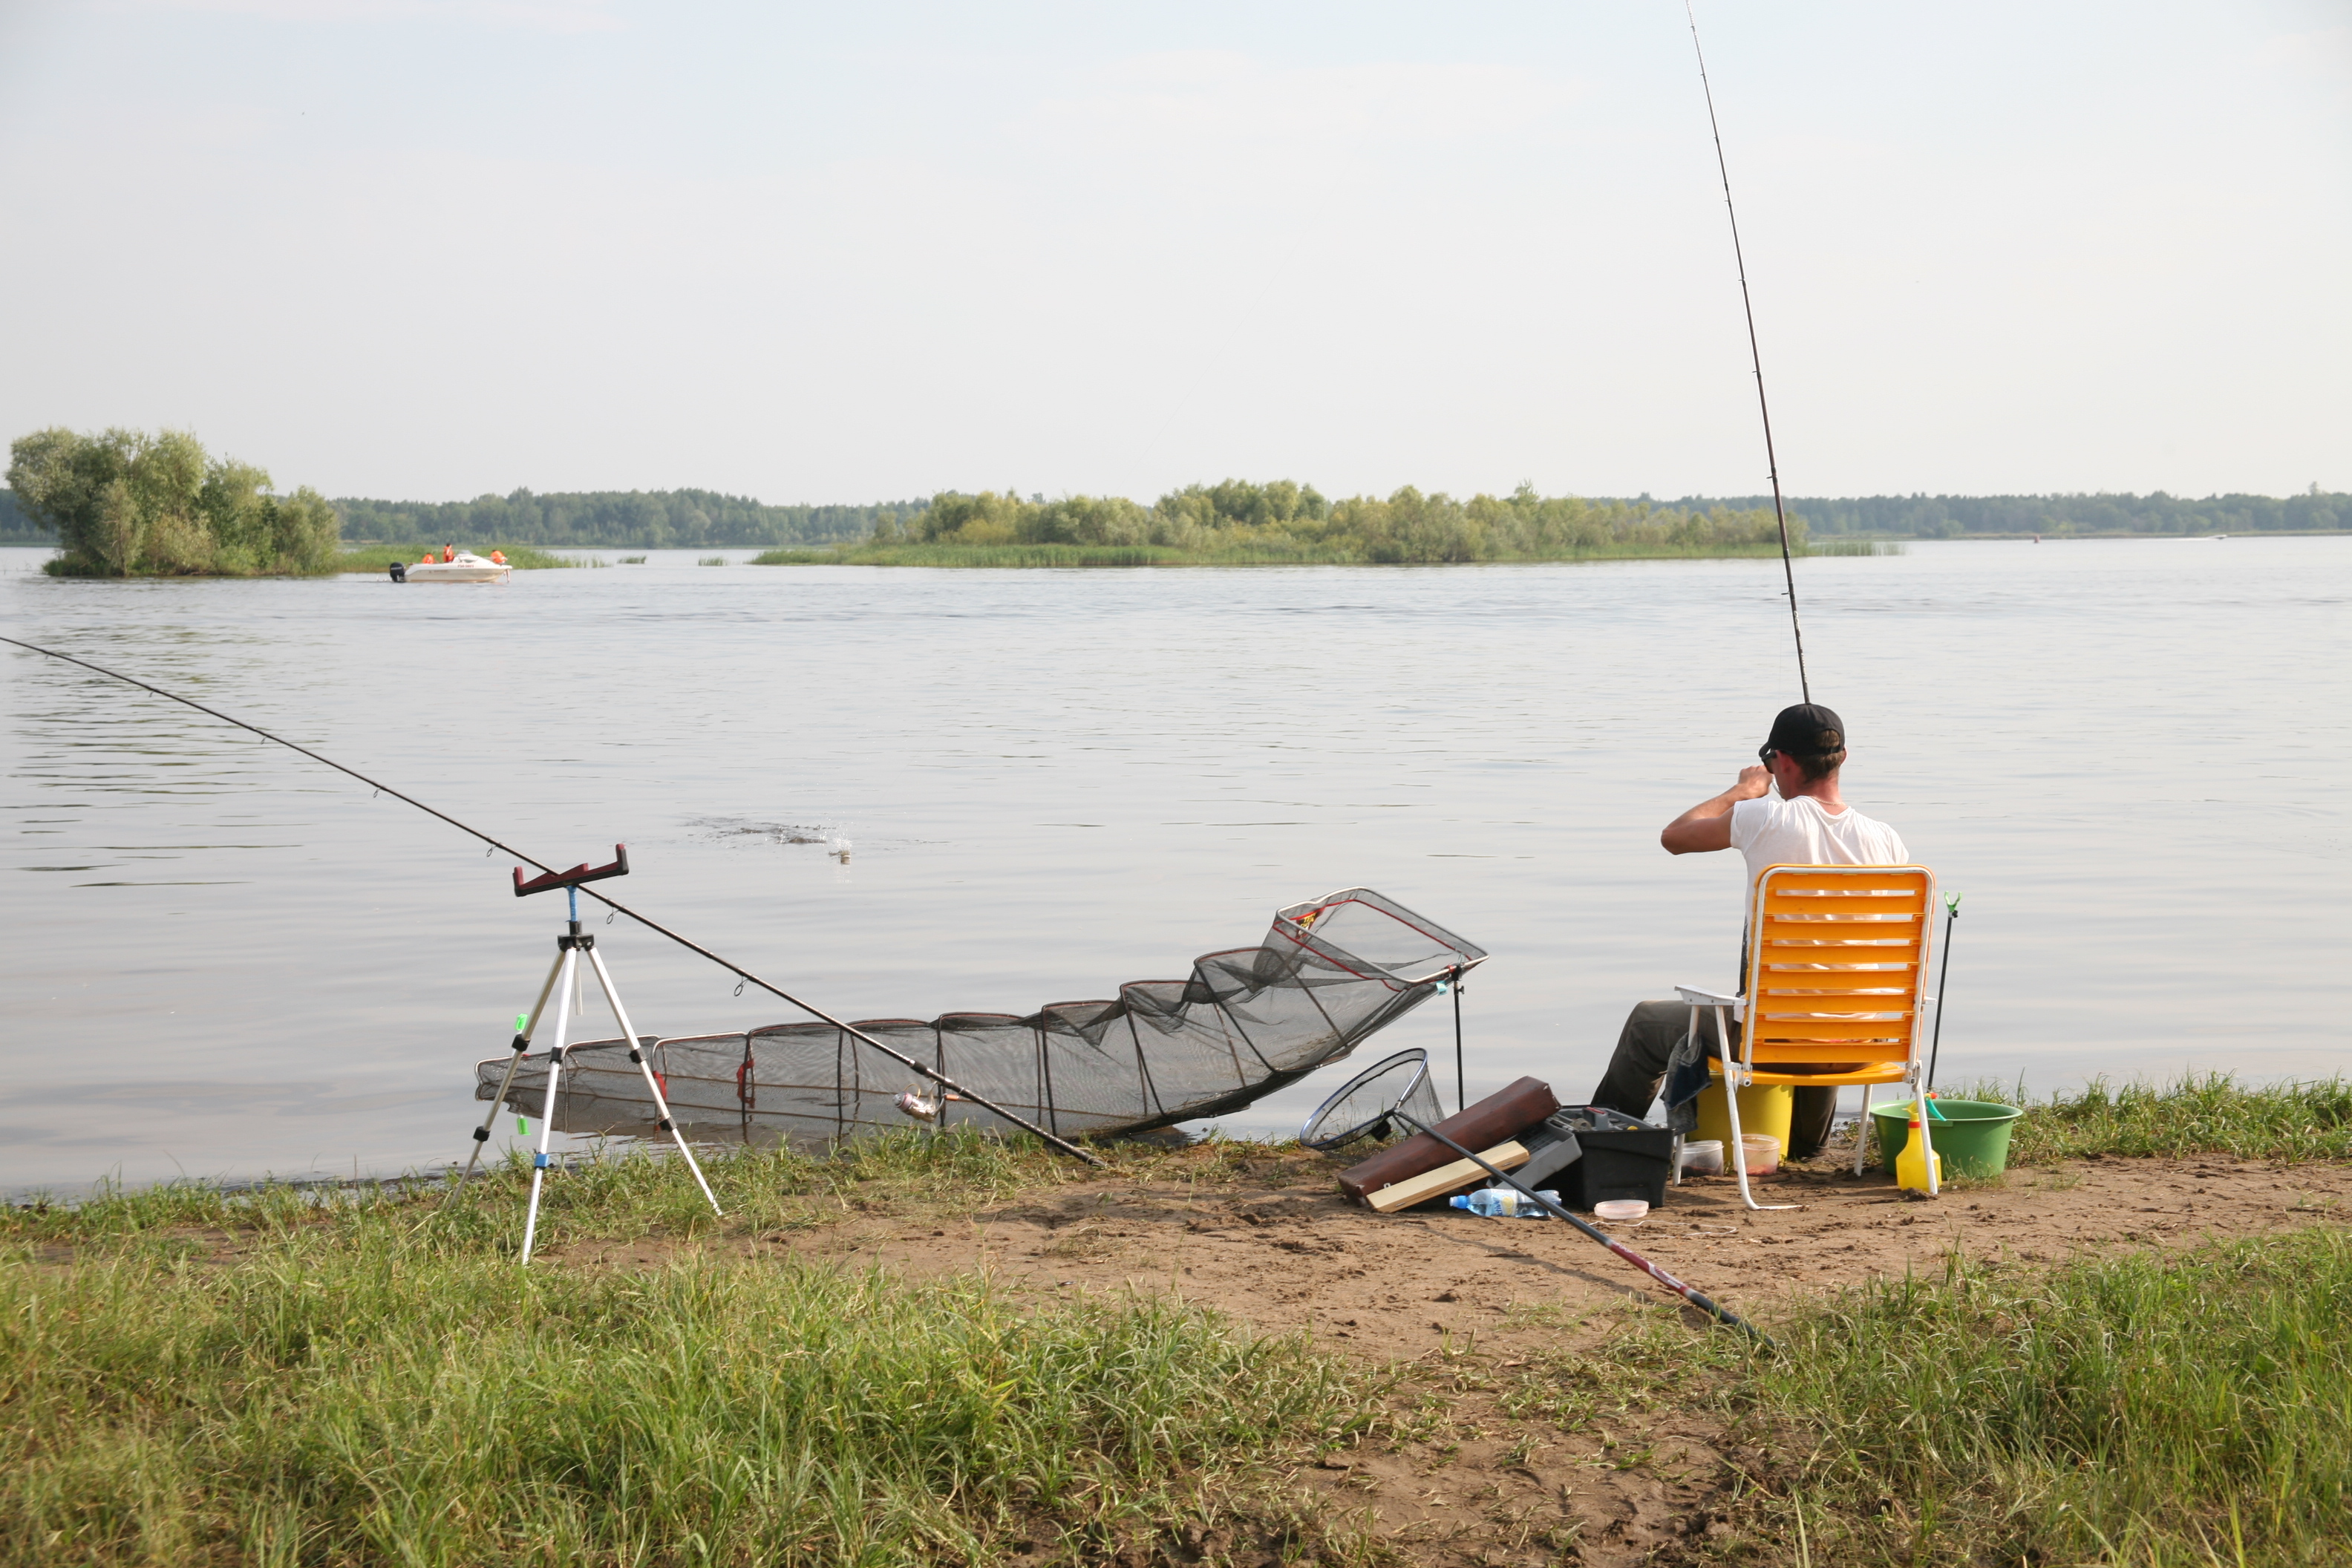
2;539;2345;1194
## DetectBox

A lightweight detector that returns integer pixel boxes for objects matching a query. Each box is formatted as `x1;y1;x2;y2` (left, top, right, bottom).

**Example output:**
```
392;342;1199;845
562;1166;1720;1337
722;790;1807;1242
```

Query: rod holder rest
515;845;630;898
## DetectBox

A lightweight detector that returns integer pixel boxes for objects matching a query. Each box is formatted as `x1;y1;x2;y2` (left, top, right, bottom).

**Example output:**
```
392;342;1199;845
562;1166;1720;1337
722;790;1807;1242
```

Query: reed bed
748;539;1861;569
333;544;587;572
750;543;1196;567
1807;538;1906;556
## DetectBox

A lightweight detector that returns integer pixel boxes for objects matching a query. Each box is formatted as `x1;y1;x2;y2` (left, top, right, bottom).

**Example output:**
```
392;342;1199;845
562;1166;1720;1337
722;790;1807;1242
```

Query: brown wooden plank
1363;1140;1531;1213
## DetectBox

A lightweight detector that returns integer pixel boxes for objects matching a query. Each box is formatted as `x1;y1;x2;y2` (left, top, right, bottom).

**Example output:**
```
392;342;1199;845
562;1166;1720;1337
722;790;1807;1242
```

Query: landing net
1297;1048;1444;1151
477;887;1486;1147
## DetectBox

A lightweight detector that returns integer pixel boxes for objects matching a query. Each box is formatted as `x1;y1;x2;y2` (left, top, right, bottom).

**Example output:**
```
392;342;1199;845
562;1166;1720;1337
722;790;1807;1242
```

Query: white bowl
1593;1199;1650;1224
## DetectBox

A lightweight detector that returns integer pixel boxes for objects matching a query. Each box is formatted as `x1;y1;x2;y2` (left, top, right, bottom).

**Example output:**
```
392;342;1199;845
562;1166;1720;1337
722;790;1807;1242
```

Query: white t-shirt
1728;794;1909;890
1725;795;1910;984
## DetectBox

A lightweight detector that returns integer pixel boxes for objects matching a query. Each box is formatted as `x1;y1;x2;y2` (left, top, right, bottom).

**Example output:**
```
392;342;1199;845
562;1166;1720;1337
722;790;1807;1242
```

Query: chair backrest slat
1742;864;1935;1067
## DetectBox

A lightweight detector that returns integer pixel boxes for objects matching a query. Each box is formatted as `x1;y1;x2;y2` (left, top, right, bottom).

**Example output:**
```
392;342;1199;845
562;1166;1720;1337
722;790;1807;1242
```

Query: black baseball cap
1761;703;1846;760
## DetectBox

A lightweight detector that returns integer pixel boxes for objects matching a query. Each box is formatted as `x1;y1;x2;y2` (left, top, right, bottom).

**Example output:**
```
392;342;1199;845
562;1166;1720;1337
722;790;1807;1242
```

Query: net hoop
1298;1048;1431;1150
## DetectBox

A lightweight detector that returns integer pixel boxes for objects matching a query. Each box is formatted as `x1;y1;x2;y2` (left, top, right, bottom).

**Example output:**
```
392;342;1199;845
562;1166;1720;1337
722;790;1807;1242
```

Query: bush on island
7;425;340;577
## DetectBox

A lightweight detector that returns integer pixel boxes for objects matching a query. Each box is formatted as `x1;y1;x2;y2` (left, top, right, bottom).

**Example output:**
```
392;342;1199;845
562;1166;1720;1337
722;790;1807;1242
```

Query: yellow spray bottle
1895;1092;1943;1195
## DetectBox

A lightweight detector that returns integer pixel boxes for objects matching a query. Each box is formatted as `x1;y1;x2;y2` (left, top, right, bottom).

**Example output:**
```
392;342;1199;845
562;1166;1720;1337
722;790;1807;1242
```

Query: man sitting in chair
1588;702;1907;1157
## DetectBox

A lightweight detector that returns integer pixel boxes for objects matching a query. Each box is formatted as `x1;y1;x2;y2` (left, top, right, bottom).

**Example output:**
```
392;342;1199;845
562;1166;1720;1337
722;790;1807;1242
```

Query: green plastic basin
1869;1098;2025;1180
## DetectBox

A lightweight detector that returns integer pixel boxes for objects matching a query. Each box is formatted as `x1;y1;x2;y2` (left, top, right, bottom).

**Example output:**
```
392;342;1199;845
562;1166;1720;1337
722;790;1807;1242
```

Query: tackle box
1548;1107;1671;1212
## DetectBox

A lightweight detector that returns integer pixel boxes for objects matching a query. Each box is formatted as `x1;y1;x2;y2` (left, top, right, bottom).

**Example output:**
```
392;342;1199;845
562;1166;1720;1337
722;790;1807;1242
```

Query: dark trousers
1590;999;1840;1160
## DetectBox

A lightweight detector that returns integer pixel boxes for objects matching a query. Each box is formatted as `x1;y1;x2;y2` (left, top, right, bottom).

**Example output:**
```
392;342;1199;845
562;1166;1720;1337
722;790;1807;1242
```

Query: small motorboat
391;549;511;584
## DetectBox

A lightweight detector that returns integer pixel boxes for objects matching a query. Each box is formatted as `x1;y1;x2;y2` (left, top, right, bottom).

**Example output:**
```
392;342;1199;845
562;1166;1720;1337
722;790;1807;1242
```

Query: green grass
1705;1232;2352;1567
3;1128;1092;1252
9;1113;2351;1565
0;1134;1385;1567
334;544;589;572
1953;1072;2352;1164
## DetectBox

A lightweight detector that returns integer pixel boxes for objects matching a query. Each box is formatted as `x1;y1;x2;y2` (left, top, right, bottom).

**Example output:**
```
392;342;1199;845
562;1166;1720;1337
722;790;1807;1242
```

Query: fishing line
0;633;1109;1169
1685;0;1811;703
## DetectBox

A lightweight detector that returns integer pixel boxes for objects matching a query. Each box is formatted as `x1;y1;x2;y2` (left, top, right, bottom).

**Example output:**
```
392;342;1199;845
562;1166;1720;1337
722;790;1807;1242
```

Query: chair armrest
1674;985;1742;1008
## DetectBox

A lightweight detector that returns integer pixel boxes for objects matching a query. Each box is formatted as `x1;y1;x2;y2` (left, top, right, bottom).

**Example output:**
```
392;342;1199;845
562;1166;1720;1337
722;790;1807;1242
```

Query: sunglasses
1757;745;1777;764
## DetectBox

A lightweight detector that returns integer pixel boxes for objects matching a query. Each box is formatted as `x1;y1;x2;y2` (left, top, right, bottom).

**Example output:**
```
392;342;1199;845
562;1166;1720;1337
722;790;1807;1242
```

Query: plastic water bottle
1449;1187;1560;1218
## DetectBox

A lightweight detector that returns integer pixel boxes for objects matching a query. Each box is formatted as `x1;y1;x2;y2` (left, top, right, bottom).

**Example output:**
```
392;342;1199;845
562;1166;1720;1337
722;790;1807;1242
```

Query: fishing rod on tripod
0;633;1111;1169
1686;0;1811;703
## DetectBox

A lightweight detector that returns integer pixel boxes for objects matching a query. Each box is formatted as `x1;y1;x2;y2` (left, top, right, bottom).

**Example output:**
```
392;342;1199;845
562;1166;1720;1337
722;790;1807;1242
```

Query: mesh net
1298;1048;1445;1150
477;887;1485;1149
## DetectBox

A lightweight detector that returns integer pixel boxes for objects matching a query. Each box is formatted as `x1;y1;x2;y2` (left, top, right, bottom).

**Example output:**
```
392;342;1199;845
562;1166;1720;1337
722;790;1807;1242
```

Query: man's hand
1661;766;1772;855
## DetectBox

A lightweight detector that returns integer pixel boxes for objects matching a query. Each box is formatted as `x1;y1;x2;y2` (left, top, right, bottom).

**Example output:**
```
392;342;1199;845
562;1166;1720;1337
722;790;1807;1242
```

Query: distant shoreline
745;539;1903;569
5;531;2348;565
6;481;2345;556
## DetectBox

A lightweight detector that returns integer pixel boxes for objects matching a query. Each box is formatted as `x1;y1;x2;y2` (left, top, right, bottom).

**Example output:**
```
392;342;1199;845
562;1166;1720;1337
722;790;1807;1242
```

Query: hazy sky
2;1;2345;504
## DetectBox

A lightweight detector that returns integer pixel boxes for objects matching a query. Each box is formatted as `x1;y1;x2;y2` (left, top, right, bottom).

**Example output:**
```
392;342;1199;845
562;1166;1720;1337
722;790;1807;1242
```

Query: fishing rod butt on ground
1387;1108;1774;1348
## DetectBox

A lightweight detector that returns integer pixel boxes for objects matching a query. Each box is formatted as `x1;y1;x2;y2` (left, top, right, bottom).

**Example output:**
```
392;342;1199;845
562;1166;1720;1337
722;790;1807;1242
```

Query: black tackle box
1548;1107;1671;1211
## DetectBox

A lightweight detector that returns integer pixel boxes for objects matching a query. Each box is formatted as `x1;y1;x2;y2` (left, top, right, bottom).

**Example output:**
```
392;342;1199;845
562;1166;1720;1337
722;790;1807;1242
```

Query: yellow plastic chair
1675;863;1938;1209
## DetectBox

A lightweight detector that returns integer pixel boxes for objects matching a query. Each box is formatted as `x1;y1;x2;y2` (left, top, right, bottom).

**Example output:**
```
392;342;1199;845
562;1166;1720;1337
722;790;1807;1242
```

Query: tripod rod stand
456;865;724;1263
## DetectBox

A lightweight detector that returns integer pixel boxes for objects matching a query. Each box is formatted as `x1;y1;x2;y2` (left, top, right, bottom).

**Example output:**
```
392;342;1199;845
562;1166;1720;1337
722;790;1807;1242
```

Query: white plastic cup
1678;1138;1725;1175
1739;1133;1782;1175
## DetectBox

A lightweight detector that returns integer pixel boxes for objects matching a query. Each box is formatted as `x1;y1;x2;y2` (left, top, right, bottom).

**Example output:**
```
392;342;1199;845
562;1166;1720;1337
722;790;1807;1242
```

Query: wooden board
1363;1140;1530;1213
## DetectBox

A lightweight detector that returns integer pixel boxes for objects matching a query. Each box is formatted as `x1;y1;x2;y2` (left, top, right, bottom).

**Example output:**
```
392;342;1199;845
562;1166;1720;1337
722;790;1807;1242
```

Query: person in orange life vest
442;543;456;562
1587;704;1910;1158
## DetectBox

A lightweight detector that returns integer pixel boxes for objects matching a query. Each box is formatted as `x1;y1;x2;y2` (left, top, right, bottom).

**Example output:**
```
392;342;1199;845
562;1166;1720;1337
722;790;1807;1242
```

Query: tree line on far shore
331;489;924;551
4;423;2344;570
1688;488;2345;537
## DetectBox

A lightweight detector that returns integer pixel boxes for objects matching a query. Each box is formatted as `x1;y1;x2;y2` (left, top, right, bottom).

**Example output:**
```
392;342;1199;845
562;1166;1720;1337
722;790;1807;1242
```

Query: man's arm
1659;765;1771;855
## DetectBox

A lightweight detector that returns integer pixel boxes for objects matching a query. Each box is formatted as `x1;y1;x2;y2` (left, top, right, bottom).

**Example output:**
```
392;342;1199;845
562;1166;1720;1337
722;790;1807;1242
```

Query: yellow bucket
1693;1074;1794;1153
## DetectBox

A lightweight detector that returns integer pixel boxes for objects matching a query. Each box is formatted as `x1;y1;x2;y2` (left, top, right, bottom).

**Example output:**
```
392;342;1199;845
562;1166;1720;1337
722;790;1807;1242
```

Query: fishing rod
1685;0;1811;703
0;633;1111;1169
1926;892;1961;1089
1388;1108;1771;1345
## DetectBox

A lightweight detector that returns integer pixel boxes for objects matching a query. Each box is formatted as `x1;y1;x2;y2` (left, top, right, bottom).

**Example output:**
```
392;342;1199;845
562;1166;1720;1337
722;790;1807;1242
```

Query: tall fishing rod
0;633;1111;1169
1685;0;1811;704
